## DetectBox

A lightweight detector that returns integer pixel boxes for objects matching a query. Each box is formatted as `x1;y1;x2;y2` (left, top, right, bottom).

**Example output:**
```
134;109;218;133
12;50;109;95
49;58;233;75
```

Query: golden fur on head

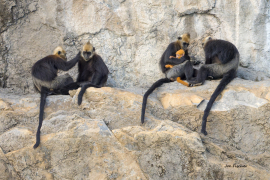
181;33;190;44
176;33;190;50
81;41;95;61
53;46;67;60
202;36;213;47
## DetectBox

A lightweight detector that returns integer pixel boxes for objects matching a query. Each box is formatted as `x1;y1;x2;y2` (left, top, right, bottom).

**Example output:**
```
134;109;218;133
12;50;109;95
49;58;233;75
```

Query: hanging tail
78;83;101;105
201;69;236;135
33;87;49;149
141;78;172;124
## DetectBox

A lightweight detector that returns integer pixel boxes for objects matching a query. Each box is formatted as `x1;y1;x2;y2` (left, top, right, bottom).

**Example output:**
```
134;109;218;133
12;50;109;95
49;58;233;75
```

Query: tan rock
1;79;270;179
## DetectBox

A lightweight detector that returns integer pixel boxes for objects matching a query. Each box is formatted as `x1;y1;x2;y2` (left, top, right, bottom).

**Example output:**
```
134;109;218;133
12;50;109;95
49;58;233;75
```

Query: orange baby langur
165;49;189;87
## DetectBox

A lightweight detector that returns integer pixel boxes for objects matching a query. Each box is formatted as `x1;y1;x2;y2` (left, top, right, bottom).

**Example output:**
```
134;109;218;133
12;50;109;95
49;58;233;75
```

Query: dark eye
87;52;91;56
58;51;61;55
183;42;189;46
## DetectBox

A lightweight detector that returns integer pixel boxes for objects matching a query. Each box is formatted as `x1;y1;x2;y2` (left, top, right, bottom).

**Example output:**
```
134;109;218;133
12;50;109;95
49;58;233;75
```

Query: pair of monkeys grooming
31;41;109;149
141;34;239;136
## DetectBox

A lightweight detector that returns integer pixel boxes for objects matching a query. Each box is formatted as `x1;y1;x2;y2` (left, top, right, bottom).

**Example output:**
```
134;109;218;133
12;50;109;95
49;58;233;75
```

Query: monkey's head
202;36;212;47
81;41;95;61
177;33;190;50
53;46;67;60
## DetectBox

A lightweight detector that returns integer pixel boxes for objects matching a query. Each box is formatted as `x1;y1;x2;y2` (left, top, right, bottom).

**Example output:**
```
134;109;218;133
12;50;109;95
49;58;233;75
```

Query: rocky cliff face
0;0;270;93
1;80;270;179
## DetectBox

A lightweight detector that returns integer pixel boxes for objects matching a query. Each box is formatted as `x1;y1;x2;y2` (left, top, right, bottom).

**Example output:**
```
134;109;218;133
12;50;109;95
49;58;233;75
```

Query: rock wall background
0;0;270;93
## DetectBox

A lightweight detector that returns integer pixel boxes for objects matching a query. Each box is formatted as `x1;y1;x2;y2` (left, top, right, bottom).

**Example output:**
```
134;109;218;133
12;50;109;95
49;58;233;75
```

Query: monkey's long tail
141;78;172;124
33;87;48;149
201;69;236;135
78;83;101;105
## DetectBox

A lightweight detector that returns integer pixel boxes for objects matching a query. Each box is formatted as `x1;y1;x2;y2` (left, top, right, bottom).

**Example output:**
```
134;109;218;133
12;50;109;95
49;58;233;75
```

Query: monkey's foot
189;82;203;87
207;76;214;80
165;64;174;68
201;129;208;135
191;60;203;65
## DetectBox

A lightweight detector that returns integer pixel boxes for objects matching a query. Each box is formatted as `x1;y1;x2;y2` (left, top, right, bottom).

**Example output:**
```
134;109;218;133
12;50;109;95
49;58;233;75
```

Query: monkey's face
202;36;212;47
53;46;67;60
177;33;190;50
81;41;95;61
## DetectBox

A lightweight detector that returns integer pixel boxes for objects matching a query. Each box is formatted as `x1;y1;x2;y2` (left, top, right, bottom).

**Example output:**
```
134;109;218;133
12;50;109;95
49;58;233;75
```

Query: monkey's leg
77;82;101;106
77;73;104;105
99;75;108;87
57;82;80;95
141;78;172;124
166;62;187;80
187;66;209;86
174;61;194;87
33;87;49;149
201;69;236;135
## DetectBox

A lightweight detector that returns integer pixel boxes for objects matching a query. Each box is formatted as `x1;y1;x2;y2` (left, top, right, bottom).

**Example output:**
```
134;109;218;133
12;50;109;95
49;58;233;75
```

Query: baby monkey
165;49;190;87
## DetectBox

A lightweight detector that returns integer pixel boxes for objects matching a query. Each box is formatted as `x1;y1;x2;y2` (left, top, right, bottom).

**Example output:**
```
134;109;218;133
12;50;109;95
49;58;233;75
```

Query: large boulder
0;79;270;179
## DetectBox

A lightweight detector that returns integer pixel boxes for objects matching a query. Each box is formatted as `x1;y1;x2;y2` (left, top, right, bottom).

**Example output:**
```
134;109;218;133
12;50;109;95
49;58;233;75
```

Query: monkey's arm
77;73;102;105
165;64;174;68
165;55;190;65
56;52;81;71
91;72;104;86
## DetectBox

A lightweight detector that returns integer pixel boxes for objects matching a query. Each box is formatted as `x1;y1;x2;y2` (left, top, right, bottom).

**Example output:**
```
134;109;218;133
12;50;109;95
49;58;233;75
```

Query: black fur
77;83;101;105
32;53;80;81
159;42;190;73
77;54;109;105
141;39;192;124
188;39;239;135
201;69;236;135
204;40;238;65
32;52;81;149
33;87;49;149
141;78;172;123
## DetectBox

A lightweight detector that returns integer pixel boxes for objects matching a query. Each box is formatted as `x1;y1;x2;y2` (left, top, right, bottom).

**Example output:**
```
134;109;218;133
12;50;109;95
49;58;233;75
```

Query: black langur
76;41;109;105
31;46;81;149
160;34;191;73
188;36;239;135
141;33;194;124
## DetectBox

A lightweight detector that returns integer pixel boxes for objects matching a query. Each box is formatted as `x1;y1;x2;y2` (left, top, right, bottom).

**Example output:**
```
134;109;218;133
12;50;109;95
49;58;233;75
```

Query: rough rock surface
1;0;270;93
1;79;270;179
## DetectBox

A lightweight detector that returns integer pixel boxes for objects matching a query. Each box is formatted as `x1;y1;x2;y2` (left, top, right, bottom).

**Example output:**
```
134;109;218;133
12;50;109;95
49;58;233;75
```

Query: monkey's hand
169;56;175;59
191;60;203;65
189;82;203;87
165;64;174;68
77;51;81;57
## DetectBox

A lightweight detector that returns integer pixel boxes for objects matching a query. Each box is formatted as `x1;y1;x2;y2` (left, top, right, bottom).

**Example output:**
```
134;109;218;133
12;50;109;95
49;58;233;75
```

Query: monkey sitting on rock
31;46;81;149
76;41;109;105
188;36;240;135
141;33;194;124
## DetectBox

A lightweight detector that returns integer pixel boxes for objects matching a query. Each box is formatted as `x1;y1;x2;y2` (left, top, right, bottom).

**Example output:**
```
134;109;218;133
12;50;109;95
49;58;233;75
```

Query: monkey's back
204;40;239;64
31;55;61;81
